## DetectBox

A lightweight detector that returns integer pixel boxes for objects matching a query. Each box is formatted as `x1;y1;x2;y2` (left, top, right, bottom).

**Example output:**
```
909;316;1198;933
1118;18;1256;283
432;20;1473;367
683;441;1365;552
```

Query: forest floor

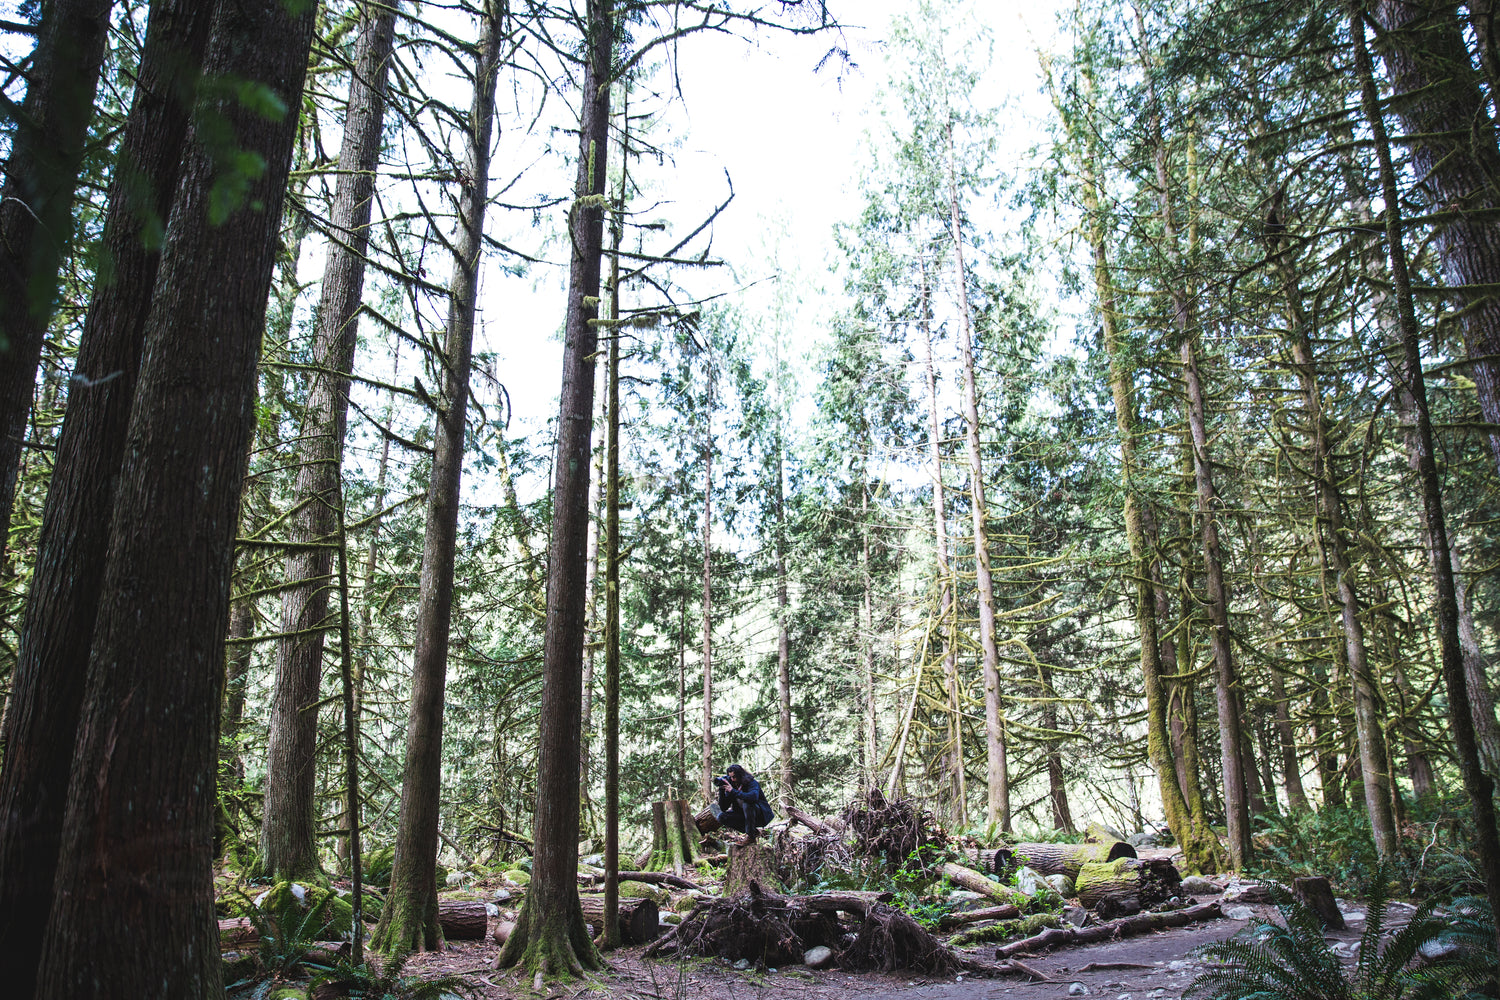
401;883;1384;1000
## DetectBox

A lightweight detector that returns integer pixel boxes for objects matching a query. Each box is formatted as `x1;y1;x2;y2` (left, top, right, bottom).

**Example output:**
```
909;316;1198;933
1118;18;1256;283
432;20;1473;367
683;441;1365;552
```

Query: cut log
995;901;1223;959
992;841;1136;880
1075;857;1181;915
1293;876;1345;930
218;917;258;951
940;862;1013;904
935;903;1022;929
650;799;696;872
578;893;661;945
437;900;487;940
725;841;780;896
694;804;722;835
491;919;516;945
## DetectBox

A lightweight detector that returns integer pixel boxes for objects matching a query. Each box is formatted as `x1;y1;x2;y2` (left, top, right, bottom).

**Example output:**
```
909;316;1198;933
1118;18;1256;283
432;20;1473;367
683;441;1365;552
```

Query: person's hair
727;763;746;777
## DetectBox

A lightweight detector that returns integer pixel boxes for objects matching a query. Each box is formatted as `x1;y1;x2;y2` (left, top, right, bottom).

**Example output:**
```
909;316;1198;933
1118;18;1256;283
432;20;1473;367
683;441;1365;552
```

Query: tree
0;1;217;990
28;0;317;994
373;0;503;953
261;0;400;883
0;0;113;568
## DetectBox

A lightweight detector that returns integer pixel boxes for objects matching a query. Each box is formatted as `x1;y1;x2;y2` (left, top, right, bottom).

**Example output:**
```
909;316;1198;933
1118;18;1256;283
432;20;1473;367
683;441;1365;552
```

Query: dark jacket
718;773;774;825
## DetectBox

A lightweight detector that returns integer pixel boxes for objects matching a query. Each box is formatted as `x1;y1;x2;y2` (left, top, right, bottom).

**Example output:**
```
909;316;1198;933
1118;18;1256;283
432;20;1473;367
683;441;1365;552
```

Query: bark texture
0;0;113;565
373;4;500;954
30;3;315;995
494;0;612;978
262;0;398;882
0;2;215;992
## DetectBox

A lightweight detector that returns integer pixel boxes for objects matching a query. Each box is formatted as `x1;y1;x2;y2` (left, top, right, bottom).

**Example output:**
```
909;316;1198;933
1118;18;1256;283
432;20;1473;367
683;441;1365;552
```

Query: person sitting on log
714;763;774;843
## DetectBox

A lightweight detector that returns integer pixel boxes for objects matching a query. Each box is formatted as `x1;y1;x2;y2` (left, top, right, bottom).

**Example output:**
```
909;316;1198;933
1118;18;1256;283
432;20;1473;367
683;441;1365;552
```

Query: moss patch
257;881;355;941
618;880;668;905
949;912;1060;947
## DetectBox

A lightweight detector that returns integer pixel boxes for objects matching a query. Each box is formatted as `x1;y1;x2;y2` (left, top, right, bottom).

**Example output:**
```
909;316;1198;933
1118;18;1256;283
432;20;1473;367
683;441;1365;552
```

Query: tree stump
1076;858;1181;915
724;841;780;896
992;841;1137;880
650;799;695;873
437;901;487;940
1292;876;1345;929
578;894;661;945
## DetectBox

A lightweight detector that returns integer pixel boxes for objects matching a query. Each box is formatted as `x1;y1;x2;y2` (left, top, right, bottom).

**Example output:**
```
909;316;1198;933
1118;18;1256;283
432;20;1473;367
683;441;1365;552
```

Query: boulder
1222;879;1277;904
1225;905;1255;921
803;945;834;969
1044;874;1075;897
1179;875;1219;895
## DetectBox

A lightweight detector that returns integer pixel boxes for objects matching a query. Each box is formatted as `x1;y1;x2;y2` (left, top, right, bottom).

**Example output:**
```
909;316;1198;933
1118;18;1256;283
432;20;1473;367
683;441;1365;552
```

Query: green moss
506;869;531;887
617;880;667;904
949;913;1060;947
363;845;395;887
258;881;355;941
672;894;698;914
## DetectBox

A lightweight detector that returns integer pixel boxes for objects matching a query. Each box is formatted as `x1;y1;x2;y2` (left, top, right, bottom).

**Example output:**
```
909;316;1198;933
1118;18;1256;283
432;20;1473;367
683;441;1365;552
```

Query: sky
481;0;1070;434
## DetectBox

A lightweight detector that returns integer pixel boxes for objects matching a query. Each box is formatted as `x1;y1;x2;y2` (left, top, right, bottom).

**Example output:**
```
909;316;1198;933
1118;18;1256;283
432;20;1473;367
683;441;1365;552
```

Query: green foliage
363;847;395;888
1251;807;1381;896
308;953;477;1000
1185;866;1495;1000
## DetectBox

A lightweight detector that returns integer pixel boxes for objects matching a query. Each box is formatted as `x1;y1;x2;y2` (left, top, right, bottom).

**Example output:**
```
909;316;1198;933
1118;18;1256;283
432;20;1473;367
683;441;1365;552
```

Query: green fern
308;952;477;999
1185;865;1494;1000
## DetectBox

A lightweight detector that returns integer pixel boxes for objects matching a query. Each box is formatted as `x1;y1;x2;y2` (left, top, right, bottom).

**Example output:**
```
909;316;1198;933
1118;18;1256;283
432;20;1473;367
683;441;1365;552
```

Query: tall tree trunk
262;0;398;882
31;2;315;994
1370;0;1500;474
1352;7;1500;951
775;420;794;809
947;122;1007;832
700;371;715;804
919;268;965;829
372;4;500;954
1061;89;1222;871
860;442;879;779
1039;654;1075;833
1247;536;1310;811
0;0;113;568
1276;243;1397;854
495;0;611;977
0;2;215;991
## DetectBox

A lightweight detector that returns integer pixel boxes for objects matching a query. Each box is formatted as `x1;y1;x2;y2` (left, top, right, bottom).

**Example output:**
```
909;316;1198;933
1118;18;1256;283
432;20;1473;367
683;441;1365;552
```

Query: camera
713;774;731;788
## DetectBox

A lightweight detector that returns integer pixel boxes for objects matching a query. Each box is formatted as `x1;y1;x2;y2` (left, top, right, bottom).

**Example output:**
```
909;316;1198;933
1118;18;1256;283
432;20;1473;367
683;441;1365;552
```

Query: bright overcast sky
483;0;1069;432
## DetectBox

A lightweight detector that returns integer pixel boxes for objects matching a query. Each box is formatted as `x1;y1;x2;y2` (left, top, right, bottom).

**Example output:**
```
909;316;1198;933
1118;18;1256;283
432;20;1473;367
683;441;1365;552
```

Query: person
714;763;774;842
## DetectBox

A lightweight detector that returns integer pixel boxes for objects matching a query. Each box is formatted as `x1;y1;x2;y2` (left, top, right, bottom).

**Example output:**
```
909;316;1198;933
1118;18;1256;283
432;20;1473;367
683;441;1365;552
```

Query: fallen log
578;894;661;945
219;917;258;951
940;862;1013;904
995;901;1222;959
992;841;1136;880
936;903;1022;929
1075;857;1182;916
577;869;705;892
437;901;487;940
787;805;833;834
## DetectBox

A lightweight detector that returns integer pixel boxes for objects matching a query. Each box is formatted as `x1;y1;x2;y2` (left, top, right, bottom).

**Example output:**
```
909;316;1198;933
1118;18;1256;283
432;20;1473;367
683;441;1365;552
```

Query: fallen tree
578;894;660;945
1076;857;1182;916
992;841;1137;880
994;901;1223;958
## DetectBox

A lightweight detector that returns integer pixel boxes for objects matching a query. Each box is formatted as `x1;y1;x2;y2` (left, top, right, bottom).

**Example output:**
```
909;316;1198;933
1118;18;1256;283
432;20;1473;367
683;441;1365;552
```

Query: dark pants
717;795;765;840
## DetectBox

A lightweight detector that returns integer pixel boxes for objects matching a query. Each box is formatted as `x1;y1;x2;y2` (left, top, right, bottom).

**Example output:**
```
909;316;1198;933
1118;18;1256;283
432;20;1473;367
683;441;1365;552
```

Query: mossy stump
724;841;780;897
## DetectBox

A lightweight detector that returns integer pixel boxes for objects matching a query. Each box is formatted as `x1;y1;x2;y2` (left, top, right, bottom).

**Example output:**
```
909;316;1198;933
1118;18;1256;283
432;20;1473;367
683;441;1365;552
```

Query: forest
2;0;1500;998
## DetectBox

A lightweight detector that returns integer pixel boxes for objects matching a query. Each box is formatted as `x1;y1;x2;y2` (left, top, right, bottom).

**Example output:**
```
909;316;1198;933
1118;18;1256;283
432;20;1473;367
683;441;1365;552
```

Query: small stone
1062;905;1089;928
1180;876;1218;895
947;889;983;902
1068;983;1088;996
1045;874;1076;897
803;945;833;969
1226;905;1255;921
492;888;512;902
767;968;777;974
1167;960;1188;971
1222;880;1276;904
1127;832;1161;848
733;958;750;970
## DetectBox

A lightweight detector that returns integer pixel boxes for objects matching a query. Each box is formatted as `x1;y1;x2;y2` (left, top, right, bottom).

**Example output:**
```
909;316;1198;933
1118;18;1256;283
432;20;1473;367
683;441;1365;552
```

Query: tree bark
1371;0;1500;475
700;368;715;804
0;2;216;992
947;119;1007;832
1352;8;1500;953
372;4;500;955
31;3;315;996
262;0;397;882
0;0;113;568
495;0;612;978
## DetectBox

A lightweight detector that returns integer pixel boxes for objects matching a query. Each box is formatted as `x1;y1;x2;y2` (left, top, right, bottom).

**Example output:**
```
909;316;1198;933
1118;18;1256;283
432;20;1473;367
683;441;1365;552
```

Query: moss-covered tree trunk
371;1;500;956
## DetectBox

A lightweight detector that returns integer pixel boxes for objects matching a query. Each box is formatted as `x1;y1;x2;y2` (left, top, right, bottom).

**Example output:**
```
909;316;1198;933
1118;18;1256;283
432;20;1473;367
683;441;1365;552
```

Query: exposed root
841;788;944;870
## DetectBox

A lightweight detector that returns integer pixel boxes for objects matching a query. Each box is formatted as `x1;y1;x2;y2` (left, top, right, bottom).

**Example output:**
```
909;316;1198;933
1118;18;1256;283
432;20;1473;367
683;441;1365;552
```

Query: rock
1062;905;1089;927
582;853;604;867
1222;880;1276;904
804;945;834;968
1167;960;1189;972
485;902;499;917
1179;876;1218;895
664;913;682;925
1127;832;1160;848
733;958;750;970
254;881;355;942
492;888;512;902
1419;939;1460;961
947;889;983;902
504;870;531;887
1014;865;1042;896
1045;874;1076;897
1328;941;1357;959
1068;984;1088;996
618;880;669;905
1225;905;1255;921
